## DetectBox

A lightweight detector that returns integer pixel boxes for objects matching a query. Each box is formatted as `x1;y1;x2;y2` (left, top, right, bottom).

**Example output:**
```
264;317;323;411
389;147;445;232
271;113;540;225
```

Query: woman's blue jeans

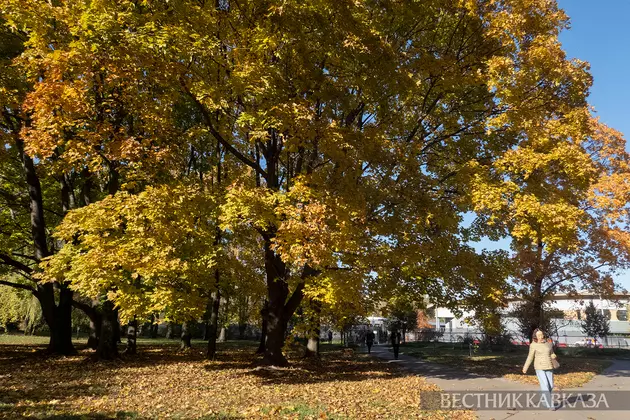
535;369;554;408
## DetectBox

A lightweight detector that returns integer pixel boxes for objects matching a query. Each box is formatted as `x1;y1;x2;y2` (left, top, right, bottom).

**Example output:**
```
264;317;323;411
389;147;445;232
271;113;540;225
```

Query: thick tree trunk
256;300;268;354
262;244;311;365
16;137;75;355
51;284;75;354
206;287;221;359
263;253;290;366
180;321;192;350
124;318;137;355
238;323;246;340
40;284;75;355
96;300;119;360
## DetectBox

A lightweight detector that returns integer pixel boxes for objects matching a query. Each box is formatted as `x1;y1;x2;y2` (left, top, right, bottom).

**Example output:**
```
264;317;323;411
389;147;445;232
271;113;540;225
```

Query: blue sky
469;0;630;291
559;0;630;139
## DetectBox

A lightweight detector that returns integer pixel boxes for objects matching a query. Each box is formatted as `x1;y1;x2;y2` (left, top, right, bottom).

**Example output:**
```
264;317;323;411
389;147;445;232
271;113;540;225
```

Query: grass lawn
400;342;613;389
0;336;474;419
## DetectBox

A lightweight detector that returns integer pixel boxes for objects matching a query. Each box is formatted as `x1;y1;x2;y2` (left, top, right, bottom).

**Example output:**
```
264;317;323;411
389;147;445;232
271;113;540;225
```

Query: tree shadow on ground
0;342;445;419
226;351;407;386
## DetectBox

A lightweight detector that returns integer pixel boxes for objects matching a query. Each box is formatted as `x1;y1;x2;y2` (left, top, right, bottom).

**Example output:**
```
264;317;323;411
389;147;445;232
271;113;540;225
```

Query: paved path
370;345;630;420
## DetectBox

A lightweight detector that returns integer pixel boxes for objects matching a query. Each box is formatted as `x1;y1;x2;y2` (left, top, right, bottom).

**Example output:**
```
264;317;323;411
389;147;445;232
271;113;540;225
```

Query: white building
427;291;630;346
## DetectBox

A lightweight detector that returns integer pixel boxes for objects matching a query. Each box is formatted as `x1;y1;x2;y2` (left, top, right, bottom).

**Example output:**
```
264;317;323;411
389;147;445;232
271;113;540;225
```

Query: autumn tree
4;0;626;367
1;0;225;356
0;18;83;354
159;0;597;365
40;184;219;358
470;117;630;339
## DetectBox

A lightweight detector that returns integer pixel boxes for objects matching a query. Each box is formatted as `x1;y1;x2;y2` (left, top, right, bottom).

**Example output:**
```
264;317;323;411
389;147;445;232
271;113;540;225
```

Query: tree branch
0;252;34;274
72;299;98;319
284;281;305;319
284;265;319;318
542;263;608;296
0;279;36;293
11;252;38;262
181;83;268;179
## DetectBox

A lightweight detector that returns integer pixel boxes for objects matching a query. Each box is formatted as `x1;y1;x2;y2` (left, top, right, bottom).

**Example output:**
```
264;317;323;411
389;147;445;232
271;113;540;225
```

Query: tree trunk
113;308;121;343
527;274;545;341
206;287;221;359
180;321;192;350
124;318;137;355
96;300;119;360
305;300;321;358
220;295;230;341
42;284;75;355
261;248;312;365
72;299;101;350
149;314;158;338
263;264;290;365
88;316;101;350
262;239;293;366
166;322;174;339
306;334;319;357
527;240;547;340
237;296;249;339
256;300;268;354
207;124;222;360
528;298;544;340
16;137;75;355
137;322;144;337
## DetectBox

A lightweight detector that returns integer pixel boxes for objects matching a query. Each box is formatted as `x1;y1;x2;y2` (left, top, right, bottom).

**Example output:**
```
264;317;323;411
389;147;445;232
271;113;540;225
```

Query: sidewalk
370;345;630;420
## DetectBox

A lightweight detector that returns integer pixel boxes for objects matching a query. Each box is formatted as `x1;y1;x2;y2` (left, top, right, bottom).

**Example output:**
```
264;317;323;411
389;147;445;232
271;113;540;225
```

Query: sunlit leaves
39;184;218;323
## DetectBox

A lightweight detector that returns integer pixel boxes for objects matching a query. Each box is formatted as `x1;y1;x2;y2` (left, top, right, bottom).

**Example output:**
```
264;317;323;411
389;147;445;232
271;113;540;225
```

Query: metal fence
413;330;630;348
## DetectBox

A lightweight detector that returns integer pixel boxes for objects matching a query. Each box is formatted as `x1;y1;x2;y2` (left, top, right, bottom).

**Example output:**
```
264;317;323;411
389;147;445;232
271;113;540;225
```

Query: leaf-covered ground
403;344;612;389
0;341;474;419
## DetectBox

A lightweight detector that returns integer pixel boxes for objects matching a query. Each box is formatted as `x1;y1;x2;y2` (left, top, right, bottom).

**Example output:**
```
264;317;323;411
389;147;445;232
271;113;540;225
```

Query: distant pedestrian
328;330;333;344
366;330;375;354
522;328;558;411
391;329;401;359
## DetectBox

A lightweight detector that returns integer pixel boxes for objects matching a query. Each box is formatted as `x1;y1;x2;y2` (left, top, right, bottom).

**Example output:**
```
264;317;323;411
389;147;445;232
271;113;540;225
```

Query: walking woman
522;328;559;410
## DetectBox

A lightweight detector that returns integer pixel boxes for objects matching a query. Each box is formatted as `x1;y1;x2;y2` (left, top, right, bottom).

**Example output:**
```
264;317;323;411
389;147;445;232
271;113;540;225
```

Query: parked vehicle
574;338;603;348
